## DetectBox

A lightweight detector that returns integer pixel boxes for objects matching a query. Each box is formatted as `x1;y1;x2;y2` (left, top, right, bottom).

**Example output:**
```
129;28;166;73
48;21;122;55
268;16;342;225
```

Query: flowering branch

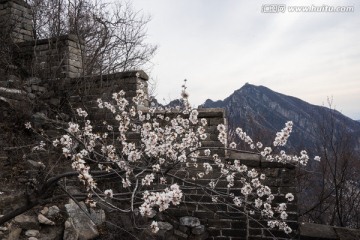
16;81;320;236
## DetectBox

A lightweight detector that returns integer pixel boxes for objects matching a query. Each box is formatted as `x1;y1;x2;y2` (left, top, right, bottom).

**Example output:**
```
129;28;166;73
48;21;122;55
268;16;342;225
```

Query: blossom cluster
139;183;183;216
27;81;318;236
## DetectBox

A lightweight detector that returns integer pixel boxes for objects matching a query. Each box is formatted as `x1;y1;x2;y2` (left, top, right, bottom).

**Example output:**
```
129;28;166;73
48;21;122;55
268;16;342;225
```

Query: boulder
38;214;55;225
48;205;60;218
158;221;173;231
192;225;205;235
180;216;200;227
89;208;105;226
0;226;7;231
63;218;79;240
64;199;99;239
14;215;39;230
7;227;22;240
25;229;40;237
37;225;63;240
40;206;49;216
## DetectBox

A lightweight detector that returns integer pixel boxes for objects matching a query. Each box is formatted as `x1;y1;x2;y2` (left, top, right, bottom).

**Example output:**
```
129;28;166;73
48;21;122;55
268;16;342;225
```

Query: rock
32;85;39;91
0;227;7;231
27;160;46;169
7;227;22;240
47;206;60;218
89;208;105;225
38;214;55;225
24;87;32;92
147;209;156;218
189;232;209;240
178;225;189;233
158;221;173;231
28;237;38;240
37;86;47;92
63;218;79;240
174;229;188;238
64;186;82;195
40;207;49;216
14;215;39;230
7;75;21;84
26;77;41;85
180;216;200;227
37;225;63;240
25;229;40;237
192;225;205;235
300;222;338;239
49;98;60;106
32;112;48;126
27;93;36;99
59;113;70;121
64;199;99;239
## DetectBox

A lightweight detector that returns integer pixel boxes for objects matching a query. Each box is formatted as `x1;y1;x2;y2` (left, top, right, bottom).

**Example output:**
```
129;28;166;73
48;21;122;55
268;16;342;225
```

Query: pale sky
130;0;360;120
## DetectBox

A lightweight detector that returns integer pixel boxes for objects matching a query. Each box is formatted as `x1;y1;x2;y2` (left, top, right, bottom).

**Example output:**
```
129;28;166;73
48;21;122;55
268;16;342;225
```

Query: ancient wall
0;0;33;43
161;152;298;240
0;67;299;240
0;1;300;239
15;35;84;79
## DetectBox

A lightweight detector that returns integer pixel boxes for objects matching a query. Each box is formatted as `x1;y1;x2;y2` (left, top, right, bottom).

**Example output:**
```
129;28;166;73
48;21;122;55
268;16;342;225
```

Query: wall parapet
15;34;84;78
0;0;33;43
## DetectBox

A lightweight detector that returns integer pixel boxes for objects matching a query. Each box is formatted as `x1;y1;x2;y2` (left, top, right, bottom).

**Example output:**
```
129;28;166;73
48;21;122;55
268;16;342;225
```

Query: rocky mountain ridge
201;83;360;152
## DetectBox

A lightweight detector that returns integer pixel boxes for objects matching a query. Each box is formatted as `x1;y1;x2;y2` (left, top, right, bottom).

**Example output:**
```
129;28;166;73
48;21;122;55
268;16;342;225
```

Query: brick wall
0;0;33;43
0;1;300;238
0;69;299;239
15;35;84;78
164;151;298;240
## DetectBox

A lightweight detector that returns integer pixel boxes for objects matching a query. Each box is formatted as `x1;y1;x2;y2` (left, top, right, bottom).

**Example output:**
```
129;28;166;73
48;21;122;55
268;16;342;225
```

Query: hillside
201;83;360;152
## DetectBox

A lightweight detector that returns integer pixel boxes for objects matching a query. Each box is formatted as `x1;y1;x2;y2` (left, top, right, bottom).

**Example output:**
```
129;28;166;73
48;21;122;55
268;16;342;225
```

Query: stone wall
0;69;300;239
162;151;298;240
0;0;33;43
15;35;84;78
0;1;301;239
0;0;84;79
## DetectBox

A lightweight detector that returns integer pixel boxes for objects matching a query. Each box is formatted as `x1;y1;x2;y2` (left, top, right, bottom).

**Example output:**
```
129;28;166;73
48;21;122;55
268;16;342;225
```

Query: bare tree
298;100;360;228
28;0;157;75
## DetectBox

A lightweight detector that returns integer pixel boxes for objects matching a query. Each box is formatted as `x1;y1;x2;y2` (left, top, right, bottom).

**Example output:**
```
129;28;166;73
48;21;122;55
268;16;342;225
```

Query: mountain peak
202;84;360;151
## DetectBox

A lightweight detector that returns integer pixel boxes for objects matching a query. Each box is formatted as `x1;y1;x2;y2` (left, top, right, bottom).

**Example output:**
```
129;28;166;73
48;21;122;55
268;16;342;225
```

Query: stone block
25;229;40;237
208;219;232;229
67;72;81;78
68;53;80;61
198;108;225;118
174;229;188;238
158;221;173;231
8;1;30;12
14;215;39;230
9;7;21;16
64;199;99;239
192;225;205;235
222;228;247;237
66;39;82;48
68;59;82;68
22;22;32;30
299;222;337;239
19;28;32;36
89;208;105;226
334;227;360;240
7;227;22;240
34;44;49;51
201;140;224;148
